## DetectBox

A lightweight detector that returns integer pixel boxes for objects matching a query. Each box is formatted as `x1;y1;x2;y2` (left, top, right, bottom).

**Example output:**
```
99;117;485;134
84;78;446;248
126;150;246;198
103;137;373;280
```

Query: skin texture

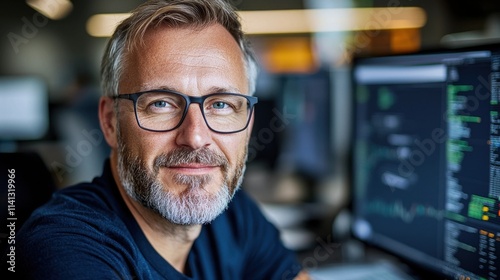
99;23;310;279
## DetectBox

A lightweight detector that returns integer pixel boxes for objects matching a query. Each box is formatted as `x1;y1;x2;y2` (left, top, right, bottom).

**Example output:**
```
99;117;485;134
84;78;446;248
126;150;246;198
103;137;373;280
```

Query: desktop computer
312;43;500;280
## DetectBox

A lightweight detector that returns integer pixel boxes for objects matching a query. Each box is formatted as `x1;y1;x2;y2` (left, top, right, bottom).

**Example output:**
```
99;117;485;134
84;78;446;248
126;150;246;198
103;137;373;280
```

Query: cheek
118;114;172;164
220;134;249;165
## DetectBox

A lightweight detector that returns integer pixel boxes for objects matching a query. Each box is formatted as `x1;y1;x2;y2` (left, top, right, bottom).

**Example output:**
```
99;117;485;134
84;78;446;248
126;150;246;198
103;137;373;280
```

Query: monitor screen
0;76;49;141
351;45;500;279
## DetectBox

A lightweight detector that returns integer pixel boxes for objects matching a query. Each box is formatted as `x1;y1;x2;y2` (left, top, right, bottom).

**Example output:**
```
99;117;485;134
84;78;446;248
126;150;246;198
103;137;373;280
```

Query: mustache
153;147;228;171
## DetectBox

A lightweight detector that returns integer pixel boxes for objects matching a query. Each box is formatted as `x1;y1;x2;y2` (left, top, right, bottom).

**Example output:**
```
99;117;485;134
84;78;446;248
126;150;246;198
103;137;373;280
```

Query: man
12;0;309;279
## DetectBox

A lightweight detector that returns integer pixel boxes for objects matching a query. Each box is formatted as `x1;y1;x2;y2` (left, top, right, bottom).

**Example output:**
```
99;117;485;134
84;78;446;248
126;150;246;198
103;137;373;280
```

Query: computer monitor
0;76;49;141
351;44;500;279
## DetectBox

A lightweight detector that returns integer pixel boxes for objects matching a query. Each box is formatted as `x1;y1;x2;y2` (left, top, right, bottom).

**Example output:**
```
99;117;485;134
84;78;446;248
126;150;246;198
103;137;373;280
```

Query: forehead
119;24;248;94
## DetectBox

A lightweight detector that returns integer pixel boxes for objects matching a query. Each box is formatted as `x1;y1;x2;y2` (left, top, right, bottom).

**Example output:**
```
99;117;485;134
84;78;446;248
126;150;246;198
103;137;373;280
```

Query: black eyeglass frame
114;89;258;134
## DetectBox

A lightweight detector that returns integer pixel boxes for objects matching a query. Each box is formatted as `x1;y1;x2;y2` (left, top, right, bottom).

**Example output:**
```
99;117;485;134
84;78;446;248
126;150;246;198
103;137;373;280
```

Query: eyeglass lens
135;91;251;132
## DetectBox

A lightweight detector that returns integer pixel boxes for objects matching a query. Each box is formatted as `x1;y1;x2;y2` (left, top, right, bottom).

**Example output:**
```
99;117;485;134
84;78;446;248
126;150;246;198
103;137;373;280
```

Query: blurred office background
1;0;500;264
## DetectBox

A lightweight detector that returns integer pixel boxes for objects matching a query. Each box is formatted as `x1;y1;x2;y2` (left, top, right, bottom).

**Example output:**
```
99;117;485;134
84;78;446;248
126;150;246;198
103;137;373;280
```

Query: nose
175;104;212;149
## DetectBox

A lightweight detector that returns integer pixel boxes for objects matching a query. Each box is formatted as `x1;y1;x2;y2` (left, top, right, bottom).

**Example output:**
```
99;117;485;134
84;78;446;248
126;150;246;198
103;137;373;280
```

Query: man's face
114;24;251;225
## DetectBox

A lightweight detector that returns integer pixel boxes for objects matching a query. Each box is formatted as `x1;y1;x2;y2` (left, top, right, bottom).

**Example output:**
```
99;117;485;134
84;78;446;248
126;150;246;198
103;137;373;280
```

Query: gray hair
100;0;258;97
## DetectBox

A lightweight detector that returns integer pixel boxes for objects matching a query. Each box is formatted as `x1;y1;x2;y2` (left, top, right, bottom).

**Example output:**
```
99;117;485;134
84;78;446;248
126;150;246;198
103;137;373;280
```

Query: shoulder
200;189;302;279
17;181;126;248
28;180;120;227
20;171;132;239
12;180;142;279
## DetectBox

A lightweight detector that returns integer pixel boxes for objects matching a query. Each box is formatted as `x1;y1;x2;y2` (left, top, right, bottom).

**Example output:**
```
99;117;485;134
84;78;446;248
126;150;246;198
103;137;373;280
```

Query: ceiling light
86;14;130;37
238;7;426;34
26;0;73;20
86;7;426;37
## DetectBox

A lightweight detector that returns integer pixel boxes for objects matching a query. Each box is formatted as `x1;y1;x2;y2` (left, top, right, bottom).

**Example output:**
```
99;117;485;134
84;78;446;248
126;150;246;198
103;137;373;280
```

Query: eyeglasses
114;89;258;134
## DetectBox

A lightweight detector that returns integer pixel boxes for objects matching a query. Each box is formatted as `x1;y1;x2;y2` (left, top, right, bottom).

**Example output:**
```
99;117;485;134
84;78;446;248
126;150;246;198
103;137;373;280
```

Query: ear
99;97;118;149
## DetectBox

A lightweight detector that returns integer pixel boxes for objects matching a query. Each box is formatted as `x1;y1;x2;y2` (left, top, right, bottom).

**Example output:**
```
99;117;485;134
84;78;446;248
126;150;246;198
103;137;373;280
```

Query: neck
110;153;201;274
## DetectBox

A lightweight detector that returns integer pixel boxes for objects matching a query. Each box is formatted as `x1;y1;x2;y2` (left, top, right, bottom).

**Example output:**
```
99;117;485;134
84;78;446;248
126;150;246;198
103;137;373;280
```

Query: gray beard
116;132;246;225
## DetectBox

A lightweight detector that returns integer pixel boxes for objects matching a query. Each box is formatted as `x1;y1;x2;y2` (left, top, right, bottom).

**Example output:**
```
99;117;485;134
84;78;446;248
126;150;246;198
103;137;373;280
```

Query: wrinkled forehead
119;24;248;94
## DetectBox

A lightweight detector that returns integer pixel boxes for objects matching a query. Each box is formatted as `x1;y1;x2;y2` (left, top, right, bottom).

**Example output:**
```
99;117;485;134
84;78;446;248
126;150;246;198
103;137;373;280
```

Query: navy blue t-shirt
13;161;302;279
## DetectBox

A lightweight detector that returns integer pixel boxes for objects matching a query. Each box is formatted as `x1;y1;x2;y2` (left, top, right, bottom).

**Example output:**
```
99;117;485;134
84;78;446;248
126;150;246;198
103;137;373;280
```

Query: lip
166;164;219;175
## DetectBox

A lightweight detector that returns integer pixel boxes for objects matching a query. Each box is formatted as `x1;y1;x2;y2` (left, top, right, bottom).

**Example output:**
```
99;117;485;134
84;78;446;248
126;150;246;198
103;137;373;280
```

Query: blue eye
153;101;167;108
212;101;228;109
